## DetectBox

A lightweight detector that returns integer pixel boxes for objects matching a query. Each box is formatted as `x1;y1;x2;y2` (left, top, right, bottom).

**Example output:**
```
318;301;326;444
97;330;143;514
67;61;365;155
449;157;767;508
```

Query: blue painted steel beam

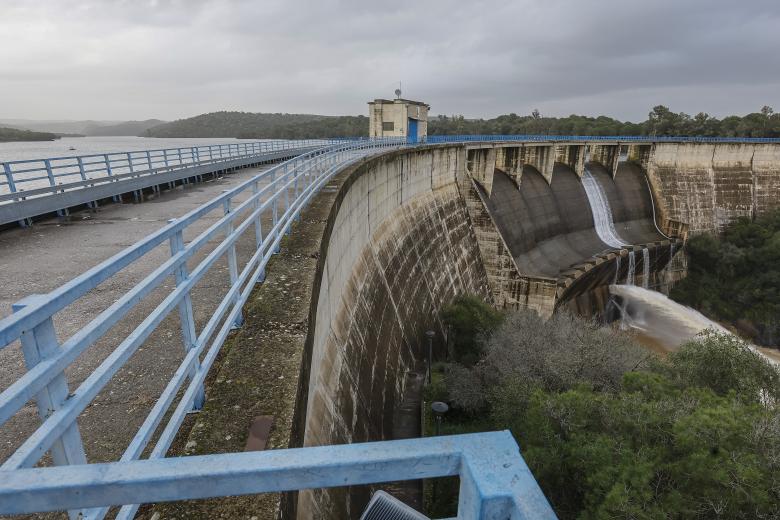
0;431;556;519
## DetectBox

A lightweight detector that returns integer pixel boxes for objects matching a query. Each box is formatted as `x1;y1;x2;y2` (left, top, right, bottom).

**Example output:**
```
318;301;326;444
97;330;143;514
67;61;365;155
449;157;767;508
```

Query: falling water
642;248;650;288
613;255;621;285
626;251;636;285
581;168;626;248
609;284;778;365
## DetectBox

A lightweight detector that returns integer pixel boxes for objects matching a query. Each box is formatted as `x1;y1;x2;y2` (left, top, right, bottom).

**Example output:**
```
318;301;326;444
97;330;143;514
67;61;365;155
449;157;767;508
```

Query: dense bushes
140;105;780;140
429;105;780;138
434;300;780;519
143;111;369;139
671;210;780;345
439;294;503;365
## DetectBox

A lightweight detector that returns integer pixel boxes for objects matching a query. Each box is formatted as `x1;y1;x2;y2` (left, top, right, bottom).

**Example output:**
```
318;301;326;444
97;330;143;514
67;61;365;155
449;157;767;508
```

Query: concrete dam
281;139;780;518
4;136;780;519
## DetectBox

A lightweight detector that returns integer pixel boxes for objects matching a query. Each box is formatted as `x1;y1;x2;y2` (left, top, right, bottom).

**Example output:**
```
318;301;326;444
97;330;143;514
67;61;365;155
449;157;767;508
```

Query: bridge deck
0;164;275;471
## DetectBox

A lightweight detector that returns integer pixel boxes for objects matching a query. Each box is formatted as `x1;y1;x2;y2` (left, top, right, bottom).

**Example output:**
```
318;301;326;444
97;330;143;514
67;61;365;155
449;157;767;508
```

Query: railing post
12;295;90;520
44;159;68;217
104;154;113;179
76;157;87;185
4;162;18;200
283;163;291;235
167;221;205;410
146;150;153;172
222;193;243;328
177;148;183;166
251;181;265;283
271;169;280;253
126;152;134;174
293;157;300;210
163;150;169;169
43;159;56;187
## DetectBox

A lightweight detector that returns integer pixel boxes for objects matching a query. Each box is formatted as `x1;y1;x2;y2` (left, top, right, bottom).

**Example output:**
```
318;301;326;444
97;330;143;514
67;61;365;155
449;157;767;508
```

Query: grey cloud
0;0;777;121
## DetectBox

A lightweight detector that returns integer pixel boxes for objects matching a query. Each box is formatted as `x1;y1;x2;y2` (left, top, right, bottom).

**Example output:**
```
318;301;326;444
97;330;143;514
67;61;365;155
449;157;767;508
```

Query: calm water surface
0;136;263;162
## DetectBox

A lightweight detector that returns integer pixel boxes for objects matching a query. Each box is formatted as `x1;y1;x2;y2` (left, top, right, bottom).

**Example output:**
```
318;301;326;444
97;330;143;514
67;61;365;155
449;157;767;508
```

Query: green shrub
440;294;503;365
430;304;780;519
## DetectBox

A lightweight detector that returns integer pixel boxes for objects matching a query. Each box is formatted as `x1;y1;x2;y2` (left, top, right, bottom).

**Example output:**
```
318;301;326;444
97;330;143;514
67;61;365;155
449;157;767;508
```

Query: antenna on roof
395;82;402;99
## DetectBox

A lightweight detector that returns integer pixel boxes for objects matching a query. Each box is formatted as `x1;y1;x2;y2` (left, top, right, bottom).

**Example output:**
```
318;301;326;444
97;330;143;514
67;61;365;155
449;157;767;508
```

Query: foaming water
610;284;778;365
581;167;626;248
626;251;635;285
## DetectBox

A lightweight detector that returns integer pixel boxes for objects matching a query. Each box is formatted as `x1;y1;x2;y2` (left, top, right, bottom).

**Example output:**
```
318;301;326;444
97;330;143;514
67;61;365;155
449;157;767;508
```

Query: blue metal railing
0;431;555;518
0;136;558;519
0;138;419;519
0;139;341;200
425;134;780;143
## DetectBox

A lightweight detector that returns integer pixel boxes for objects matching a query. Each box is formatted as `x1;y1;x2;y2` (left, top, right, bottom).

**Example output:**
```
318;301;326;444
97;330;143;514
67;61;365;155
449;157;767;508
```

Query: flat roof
368;98;430;108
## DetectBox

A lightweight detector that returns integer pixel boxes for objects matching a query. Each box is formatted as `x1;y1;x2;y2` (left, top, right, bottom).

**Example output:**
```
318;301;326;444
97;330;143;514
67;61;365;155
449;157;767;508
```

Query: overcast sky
2;0;779;122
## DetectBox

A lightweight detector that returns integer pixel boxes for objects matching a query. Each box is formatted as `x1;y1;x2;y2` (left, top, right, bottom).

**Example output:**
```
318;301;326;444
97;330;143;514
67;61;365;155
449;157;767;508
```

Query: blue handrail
0;139;335;197
424;134;780;143
0;138;406;519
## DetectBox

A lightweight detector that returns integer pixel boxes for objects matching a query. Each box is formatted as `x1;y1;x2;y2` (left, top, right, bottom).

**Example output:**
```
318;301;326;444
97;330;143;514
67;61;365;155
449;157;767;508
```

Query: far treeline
0;127;59;142
142;105;780;140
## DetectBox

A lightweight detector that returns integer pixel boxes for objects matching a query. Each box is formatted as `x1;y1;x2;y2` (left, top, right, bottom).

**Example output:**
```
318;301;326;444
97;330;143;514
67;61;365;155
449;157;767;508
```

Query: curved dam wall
298;146;490;519
290;140;780;519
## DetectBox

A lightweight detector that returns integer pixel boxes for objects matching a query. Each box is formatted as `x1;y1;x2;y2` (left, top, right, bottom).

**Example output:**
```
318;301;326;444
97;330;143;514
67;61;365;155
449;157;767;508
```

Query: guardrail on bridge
0;139;342;226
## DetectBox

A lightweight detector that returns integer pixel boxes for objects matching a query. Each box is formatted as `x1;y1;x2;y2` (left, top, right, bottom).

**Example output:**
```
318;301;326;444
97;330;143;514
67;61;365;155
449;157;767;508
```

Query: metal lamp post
430;401;449;506
425;329;435;384
431;401;449;436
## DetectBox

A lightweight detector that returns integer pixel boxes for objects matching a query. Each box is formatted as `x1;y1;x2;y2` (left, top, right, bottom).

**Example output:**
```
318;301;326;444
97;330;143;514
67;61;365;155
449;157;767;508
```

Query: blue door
407;118;418;144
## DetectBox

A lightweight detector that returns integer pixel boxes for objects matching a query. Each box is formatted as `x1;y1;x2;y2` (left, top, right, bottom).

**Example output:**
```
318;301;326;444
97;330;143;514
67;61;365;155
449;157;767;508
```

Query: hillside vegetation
426;298;780;519
0;127;58;142
671;210;780;346
142;111;369;139
86;119;165;136
139;105;780;139
429;105;780;137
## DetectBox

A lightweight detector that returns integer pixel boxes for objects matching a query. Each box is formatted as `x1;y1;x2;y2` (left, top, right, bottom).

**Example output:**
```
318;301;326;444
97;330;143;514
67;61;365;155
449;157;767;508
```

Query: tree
431;306;780;519
439;295;503;366
671;210;780;345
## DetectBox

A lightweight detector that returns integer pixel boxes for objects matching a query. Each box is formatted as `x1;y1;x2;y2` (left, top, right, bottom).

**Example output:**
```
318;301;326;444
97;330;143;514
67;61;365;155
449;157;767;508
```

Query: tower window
382;122;394;131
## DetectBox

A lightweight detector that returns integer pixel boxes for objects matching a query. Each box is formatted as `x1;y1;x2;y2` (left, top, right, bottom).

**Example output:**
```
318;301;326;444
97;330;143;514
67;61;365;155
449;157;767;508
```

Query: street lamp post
430;401;449;506
431;401;449;436
425;330;435;384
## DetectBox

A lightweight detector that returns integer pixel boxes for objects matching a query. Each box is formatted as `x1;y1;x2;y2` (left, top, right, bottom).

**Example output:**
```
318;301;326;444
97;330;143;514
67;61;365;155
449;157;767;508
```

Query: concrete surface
0;163;278;518
640;142;780;233
486;162;662;279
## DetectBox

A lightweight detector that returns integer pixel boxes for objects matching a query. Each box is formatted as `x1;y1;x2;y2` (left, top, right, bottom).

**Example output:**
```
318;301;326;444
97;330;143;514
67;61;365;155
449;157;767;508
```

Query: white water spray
626;251;636;285
613;255;621;285
581;168;626;248
642;248;650;288
610;284;778;365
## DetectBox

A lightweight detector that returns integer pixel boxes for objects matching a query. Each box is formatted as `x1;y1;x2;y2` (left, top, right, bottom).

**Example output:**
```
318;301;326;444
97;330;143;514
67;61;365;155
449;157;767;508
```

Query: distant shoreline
0;127;69;143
